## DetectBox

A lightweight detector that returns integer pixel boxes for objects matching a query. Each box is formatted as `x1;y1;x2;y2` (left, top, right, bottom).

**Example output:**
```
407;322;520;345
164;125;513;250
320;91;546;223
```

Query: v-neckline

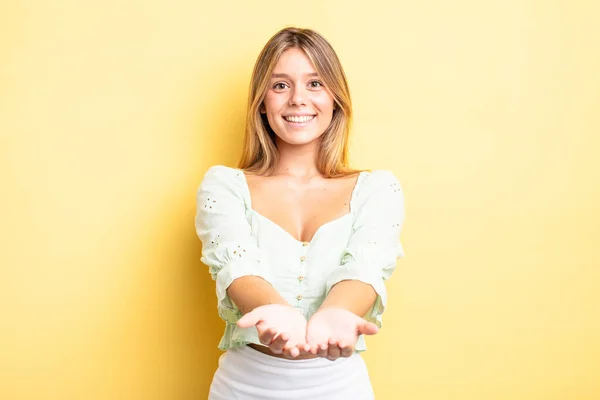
251;209;353;245
237;169;366;245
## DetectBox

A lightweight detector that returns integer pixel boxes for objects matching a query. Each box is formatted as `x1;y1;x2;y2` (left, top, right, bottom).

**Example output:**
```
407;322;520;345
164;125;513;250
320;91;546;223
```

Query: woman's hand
305;307;379;361
237;304;309;358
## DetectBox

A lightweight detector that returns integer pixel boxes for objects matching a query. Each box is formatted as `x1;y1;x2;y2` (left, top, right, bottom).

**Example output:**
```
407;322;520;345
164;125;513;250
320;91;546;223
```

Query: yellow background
2;0;599;398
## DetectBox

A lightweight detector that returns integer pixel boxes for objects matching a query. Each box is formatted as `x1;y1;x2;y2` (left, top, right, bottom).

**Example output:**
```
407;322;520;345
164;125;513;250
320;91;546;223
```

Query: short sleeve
324;170;405;327
195;165;274;323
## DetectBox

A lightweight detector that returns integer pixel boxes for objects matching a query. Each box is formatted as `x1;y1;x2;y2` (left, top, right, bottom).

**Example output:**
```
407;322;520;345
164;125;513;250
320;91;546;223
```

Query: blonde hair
238;27;358;178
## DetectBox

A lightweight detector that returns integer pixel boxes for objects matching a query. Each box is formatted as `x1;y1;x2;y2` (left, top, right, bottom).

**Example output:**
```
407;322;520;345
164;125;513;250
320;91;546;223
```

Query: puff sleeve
195;165;274;323
324;170;405;327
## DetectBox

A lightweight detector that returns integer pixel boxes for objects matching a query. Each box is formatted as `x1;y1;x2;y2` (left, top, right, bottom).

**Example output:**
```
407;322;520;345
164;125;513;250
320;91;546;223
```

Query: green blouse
195;165;405;351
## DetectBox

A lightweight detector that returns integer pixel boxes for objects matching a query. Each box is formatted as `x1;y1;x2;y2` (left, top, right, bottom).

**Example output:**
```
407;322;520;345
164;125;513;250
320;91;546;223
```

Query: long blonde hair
238;27;358;178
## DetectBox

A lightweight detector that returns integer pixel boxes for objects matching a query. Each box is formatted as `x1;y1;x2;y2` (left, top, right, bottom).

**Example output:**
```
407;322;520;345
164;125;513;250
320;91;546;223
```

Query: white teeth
284;115;314;123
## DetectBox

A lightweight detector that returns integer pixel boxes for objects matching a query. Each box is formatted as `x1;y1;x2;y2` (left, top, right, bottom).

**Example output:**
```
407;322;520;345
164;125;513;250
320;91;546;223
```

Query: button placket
296;241;308;302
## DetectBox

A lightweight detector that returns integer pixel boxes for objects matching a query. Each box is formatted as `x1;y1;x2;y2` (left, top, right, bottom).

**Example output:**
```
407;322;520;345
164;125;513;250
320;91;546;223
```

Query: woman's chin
273;129;323;146
276;134;322;147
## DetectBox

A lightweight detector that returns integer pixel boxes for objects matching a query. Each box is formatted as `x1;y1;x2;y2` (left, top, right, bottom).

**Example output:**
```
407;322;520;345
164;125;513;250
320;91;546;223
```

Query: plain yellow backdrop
1;1;599;399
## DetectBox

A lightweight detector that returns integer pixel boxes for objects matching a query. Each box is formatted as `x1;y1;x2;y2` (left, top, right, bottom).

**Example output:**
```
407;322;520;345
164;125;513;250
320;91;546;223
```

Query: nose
289;85;307;106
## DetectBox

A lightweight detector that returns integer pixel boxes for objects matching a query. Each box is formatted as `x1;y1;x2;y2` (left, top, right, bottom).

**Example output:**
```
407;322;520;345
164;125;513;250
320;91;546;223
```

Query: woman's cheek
314;93;335;111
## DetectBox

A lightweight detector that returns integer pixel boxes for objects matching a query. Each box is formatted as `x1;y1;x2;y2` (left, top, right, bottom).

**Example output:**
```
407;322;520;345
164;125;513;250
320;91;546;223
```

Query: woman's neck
273;139;321;179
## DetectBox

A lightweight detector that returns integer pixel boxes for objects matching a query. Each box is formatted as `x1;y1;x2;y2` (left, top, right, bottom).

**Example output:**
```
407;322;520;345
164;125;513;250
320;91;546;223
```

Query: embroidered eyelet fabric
195;165;405;351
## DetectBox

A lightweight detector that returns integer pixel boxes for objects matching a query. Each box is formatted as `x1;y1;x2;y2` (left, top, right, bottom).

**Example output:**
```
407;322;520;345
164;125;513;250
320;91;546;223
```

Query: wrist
318;304;351;313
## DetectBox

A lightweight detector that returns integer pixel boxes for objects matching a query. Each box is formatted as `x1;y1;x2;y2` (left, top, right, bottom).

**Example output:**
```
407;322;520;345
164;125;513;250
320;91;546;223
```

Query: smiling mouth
283;115;316;123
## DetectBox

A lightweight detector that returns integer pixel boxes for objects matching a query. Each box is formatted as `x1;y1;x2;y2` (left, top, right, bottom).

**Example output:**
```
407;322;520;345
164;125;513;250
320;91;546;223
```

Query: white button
302;241;309;247
300;256;306;262
296;294;303;300
298;275;305;281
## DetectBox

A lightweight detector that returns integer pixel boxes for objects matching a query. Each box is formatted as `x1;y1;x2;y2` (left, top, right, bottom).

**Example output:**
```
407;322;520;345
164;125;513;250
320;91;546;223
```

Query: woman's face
262;48;335;146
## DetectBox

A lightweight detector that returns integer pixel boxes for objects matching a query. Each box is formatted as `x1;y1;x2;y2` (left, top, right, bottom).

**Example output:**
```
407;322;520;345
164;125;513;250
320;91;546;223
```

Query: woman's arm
231;276;310;358
306;171;406;360
318;280;377;317
227;275;288;314
196;166;310;358
306;281;381;360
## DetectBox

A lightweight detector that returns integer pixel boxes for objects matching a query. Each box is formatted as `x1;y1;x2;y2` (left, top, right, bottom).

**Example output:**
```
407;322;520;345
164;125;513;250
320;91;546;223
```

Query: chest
249;207;353;286
246;174;359;243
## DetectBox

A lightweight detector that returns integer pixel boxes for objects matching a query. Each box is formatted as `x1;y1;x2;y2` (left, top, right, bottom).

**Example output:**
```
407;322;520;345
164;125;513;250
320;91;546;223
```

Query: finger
269;332;289;354
327;338;341;361
290;342;310;356
237;311;261;329
283;344;300;359
306;334;328;351
281;336;305;359
297;342;312;357
258;326;278;345
316;343;328;358
338;340;354;358
356;321;379;336
307;343;320;355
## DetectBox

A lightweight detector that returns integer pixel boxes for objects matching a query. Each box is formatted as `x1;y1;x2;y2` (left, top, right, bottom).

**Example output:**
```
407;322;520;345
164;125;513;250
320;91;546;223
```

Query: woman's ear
259;104;266;114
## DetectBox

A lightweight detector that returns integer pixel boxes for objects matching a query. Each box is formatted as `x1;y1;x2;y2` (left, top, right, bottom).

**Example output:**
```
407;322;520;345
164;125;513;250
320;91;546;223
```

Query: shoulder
351;169;404;214
197;165;247;197
203;165;244;181
360;170;403;194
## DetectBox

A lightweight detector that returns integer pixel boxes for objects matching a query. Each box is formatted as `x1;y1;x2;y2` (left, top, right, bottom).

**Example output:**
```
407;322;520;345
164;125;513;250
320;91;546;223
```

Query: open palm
306;308;379;360
237;304;309;358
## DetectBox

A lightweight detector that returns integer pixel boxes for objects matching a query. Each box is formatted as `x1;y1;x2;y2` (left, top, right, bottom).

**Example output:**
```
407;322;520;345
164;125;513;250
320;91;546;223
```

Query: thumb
356;320;379;336
237;310;261;329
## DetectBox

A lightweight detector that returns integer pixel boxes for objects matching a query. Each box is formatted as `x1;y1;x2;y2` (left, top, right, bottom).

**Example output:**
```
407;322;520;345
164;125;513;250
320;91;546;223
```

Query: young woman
195;27;405;400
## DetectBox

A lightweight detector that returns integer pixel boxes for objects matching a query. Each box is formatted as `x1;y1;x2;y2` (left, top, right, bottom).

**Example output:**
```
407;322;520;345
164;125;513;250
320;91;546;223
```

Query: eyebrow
271;72;320;79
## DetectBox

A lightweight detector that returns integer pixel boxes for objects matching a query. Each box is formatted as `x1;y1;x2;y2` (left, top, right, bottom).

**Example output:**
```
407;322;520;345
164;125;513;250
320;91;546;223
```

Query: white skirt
208;346;375;399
